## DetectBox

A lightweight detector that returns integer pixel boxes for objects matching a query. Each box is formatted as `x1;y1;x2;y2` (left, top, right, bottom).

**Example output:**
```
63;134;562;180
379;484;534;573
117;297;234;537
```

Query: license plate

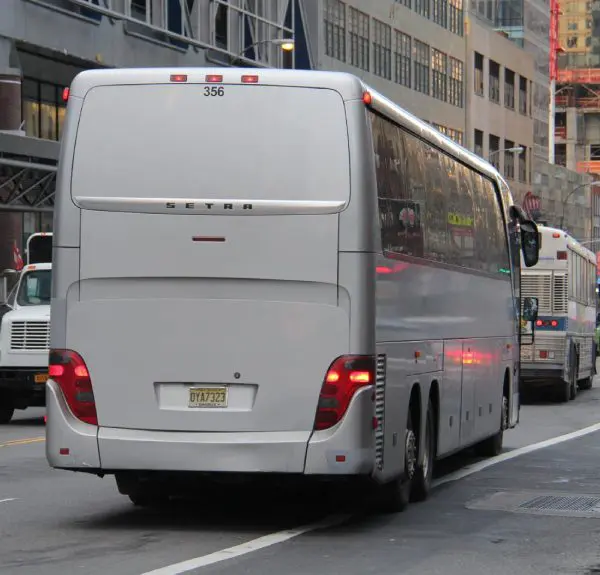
34;373;49;384
188;387;228;408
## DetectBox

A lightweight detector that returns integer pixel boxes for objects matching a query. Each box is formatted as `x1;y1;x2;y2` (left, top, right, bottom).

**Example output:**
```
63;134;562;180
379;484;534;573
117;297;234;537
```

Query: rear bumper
520;363;564;388
46;381;376;476
0;367;48;407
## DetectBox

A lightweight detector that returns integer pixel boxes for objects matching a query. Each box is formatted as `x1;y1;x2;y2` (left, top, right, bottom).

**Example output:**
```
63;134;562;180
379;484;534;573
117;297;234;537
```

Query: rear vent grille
10;321;50;351
521;272;568;316
521;273;552;314
552;273;568;314
375;354;386;471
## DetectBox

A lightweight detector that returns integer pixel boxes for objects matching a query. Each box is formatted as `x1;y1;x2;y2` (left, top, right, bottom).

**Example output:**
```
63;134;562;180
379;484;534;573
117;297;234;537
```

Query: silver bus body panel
48;68;521;484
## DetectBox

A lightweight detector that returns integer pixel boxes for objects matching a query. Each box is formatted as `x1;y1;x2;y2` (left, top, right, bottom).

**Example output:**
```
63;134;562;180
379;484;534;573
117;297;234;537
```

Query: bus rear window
71;84;350;207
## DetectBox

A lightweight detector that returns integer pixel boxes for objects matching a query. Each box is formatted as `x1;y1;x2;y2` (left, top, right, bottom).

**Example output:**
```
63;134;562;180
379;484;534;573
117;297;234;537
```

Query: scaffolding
0;133;58;213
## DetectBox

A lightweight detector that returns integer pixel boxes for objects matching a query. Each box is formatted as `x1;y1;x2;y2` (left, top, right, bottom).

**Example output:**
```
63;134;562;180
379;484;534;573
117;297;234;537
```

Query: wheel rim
405;429;417;479
422;421;430;479
501;396;508;431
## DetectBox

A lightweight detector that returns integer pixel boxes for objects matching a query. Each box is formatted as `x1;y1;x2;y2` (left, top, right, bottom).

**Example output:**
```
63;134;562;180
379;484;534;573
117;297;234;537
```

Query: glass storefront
21;78;67;141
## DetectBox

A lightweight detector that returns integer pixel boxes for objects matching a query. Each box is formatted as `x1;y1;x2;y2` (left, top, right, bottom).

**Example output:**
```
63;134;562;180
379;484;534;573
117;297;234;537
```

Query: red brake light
314;355;375;431
62;87;70;102
363;91;373;105
557;250;567;260
49;349;97;425
551;320;558;327
536;319;543;327
170;74;188;83
205;74;223;83
241;75;259;84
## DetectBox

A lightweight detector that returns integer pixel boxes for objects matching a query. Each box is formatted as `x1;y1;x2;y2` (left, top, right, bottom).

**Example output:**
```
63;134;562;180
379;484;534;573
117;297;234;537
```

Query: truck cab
0;233;52;423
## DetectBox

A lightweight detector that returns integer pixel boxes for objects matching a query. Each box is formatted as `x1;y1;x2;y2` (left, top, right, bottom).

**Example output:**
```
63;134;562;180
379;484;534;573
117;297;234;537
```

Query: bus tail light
314;355;375;431
49;349;97;426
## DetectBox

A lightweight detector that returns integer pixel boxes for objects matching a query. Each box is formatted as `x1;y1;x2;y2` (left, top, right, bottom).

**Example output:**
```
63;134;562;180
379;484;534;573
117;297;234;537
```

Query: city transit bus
520;225;596;401
47;68;540;512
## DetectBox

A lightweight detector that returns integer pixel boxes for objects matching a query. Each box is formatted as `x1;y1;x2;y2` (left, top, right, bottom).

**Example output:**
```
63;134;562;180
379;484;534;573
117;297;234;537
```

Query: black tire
559;378;570;403
475;394;507;457
0;406;14;424
579;376;593;391
410;400;435;503
379;411;416;513
569;362;578;401
127;493;170;508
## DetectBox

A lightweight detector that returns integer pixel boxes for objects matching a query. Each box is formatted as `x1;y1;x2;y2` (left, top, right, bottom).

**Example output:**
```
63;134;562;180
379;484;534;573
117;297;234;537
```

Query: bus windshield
17;269;52;307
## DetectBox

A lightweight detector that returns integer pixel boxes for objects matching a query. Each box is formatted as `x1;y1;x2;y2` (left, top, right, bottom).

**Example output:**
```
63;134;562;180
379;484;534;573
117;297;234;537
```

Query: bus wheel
569;362;578;400
410;400;435;502
0;406;14;424
379;411;416;513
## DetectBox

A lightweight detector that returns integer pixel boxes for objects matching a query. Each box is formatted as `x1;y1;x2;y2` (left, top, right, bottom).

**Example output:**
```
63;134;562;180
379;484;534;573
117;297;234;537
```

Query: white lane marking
140;422;600;575
0;498;17;504
139;514;351;575
433;420;600;488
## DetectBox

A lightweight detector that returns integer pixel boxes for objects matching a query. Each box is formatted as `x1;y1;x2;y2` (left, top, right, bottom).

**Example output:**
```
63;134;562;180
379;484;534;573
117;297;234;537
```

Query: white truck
0;233;52;423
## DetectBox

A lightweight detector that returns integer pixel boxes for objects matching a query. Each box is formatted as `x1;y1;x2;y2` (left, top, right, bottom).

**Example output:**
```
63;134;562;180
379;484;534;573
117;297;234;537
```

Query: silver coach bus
47;68;540;512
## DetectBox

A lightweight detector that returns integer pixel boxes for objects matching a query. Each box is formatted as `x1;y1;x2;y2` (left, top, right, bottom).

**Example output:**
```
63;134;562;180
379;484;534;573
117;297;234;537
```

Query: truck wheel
0;406;14;424
410;400;435;502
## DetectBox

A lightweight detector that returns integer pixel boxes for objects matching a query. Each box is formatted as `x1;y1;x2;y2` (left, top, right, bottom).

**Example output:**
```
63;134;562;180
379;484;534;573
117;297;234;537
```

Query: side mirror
520;220;540;268
521;296;539;345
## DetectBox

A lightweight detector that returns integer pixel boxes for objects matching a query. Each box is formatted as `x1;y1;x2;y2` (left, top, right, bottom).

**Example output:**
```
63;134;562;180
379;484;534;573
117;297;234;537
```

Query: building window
324;0;346;62
22;78;66;141
449;0;464;35
504;140;515;179
414;40;430;95
395;30;411;88
448;57;464;107
433;0;448;27
349;7;370;71
489;60;500;104
414;0;430;19
504;68;515;109
474;129;484;157
432;49;447;102
519;76;528;115
373;19;392;80
474;52;484;96
519;145;527;182
489;134;500;170
433;123;464;145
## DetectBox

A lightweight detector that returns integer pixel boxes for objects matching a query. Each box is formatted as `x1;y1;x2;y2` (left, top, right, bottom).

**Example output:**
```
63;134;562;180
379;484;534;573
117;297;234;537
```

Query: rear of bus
520;227;568;391
46;69;379;492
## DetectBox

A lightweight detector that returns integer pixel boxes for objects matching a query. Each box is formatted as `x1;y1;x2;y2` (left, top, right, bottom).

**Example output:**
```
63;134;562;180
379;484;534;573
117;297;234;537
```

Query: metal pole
549;78;556;164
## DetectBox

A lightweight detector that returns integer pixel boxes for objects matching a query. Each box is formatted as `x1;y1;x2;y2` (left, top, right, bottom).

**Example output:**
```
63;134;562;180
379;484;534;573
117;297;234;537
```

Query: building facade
0;0;550;268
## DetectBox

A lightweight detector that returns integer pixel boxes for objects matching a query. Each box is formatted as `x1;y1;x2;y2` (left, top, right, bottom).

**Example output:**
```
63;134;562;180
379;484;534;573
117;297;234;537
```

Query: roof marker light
62;87;70;102
170;74;188;83
205;74;223;83
241;75;259;84
363;91;373;105
552;232;561;238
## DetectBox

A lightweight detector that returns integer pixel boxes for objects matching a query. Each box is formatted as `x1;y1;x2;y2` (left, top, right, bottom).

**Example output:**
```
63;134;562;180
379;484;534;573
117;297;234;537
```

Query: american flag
522;192;541;219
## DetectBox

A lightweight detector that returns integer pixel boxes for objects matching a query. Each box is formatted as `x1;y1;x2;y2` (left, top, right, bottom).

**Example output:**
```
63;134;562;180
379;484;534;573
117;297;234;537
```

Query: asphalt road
2;380;600;575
